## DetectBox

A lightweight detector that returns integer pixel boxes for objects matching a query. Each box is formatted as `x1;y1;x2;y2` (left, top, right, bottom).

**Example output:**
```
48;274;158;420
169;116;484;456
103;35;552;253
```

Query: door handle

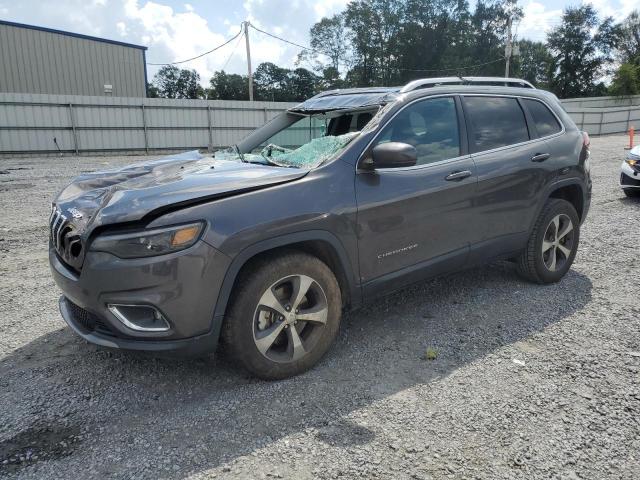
531;153;551;162
445;170;472;181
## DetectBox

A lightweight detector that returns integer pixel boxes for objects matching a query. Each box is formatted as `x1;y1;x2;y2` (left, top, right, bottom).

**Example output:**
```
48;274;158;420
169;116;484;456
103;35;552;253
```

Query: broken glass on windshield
215;110;368;169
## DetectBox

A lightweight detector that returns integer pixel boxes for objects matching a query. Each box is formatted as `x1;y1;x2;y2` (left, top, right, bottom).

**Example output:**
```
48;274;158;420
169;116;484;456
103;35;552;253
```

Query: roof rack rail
399;76;535;93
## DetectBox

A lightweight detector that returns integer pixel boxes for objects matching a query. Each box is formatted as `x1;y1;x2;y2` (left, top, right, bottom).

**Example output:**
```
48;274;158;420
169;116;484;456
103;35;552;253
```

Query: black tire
623;188;640;198
222;251;341;380
517;198;580;284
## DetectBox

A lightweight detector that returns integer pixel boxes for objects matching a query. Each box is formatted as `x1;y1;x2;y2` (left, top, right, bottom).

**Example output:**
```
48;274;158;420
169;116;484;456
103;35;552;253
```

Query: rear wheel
222;252;341;380
517;199;580;284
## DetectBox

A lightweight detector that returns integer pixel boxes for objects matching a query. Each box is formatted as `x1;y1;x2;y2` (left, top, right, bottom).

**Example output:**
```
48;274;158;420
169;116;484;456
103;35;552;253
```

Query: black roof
0;19;148;50
290;78;539;113
291;88;400;112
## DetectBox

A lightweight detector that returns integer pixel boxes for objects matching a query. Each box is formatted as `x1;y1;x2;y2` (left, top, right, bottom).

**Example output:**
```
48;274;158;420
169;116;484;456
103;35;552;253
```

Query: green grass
423;347;438;361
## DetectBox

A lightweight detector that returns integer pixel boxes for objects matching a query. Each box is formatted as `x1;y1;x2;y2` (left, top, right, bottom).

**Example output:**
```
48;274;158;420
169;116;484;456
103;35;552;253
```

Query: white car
622;145;640;197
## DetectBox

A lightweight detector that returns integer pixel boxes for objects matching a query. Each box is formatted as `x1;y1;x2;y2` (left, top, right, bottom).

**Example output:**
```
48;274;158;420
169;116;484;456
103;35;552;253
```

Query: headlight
626;158;638;167
90;222;204;258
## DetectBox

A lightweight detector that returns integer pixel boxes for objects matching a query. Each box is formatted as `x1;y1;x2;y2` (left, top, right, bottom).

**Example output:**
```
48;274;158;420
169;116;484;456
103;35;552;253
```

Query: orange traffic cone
626;126;635;150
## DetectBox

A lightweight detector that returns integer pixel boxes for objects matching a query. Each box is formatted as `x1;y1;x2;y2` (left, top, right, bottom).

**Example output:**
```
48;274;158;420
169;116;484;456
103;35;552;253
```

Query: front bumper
59;296;220;354
620;161;640;189
50;240;231;355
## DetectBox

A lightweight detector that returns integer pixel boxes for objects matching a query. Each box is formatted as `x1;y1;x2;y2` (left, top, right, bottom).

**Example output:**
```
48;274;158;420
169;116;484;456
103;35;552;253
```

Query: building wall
0;22;147;97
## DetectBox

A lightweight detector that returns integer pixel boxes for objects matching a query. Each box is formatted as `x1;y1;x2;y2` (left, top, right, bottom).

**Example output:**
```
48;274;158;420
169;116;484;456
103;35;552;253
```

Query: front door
355;96;477;294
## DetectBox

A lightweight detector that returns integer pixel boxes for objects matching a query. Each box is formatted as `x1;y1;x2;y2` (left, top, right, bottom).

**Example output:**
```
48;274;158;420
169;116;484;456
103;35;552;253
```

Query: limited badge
67;207;83;219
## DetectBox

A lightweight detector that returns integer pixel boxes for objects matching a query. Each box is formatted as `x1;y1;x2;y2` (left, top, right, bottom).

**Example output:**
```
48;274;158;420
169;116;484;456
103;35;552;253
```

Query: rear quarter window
522;98;562;137
462;96;529;153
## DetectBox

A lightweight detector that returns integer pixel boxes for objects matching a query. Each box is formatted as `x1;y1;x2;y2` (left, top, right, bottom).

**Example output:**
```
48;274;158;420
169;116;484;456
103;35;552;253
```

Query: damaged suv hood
54;150;308;231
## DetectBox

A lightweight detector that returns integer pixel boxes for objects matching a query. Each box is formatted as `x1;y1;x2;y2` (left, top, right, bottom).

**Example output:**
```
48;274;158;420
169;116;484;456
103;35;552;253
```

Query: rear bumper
50;240;231;355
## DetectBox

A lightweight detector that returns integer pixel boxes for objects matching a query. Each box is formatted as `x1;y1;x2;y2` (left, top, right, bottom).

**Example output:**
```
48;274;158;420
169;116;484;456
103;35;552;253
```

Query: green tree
616;11;640;65
177;69;204;99
207;71;248;100
344;0;404;86
152;65;181;98
318;66;345;90
253;63;320;102
301;14;349;72
610;63;640;96
512;40;554;88
146;83;160;98
547;5;615;98
396;0;472;82
286;68;320;101
151;66;204;99
466;0;522;77
254;62;290;101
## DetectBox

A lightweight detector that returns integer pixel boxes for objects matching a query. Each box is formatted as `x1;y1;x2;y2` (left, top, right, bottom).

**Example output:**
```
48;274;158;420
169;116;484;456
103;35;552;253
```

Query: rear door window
522;99;562;137
462;96;529;153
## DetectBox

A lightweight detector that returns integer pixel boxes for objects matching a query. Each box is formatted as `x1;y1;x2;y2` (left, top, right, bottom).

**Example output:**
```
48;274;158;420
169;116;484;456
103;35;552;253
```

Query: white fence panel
2;92;640;155
0;92;296;155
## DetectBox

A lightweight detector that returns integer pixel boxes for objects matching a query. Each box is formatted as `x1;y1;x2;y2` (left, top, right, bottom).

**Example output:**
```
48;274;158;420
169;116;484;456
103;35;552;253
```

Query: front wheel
222;251;342;380
517;199;580;284
623;188;640;198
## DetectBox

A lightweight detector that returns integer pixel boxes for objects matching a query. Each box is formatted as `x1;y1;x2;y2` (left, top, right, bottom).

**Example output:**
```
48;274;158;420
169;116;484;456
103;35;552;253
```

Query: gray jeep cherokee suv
49;77;592;379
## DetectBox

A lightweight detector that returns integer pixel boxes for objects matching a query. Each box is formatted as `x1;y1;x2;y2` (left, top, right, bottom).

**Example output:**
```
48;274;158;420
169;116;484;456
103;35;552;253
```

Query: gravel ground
0;137;639;480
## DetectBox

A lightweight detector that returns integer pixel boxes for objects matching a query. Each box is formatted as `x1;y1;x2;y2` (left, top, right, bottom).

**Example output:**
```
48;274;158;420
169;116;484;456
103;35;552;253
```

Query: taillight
581;131;591;173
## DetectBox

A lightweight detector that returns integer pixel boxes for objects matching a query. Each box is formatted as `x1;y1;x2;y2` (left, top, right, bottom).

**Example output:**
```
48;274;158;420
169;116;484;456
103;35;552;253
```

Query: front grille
66;300;115;336
49;204;84;271
49;204;69;254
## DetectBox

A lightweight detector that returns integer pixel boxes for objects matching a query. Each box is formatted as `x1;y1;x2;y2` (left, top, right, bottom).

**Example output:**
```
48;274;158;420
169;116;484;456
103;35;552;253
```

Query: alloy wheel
541;214;575;272
252;274;329;363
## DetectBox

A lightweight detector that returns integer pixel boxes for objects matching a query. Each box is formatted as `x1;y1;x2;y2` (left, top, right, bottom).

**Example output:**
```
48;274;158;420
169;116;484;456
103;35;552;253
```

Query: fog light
107;304;170;332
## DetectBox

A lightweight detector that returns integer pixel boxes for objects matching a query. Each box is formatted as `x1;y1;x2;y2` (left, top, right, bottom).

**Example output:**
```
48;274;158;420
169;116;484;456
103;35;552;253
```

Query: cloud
517;1;564;43
0;0;353;85
116;21;128;36
588;0;637;22
6;0;631;88
123;0;231;81
240;0;351;72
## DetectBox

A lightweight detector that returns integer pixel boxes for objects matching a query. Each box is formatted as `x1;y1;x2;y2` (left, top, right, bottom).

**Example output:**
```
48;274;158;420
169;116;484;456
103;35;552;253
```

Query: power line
220;29;245;71
249;22;506;74
147;24;243;66
248;23;312;51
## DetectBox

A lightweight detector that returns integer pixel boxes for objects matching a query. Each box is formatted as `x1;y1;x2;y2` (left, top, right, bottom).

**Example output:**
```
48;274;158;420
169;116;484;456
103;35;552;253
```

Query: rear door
461;95;554;258
355;96;477;291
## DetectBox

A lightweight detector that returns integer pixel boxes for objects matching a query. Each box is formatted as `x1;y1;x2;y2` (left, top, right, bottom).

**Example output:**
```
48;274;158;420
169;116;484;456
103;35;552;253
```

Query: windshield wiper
233;144;246;163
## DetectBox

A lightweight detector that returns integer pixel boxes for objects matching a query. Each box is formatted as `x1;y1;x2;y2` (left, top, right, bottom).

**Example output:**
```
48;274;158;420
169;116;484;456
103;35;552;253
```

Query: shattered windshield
215;110;375;169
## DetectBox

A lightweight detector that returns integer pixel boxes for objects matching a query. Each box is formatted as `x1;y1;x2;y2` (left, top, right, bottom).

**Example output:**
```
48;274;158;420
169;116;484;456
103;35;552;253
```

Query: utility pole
505;15;512;78
504;0;514;78
244;21;254;101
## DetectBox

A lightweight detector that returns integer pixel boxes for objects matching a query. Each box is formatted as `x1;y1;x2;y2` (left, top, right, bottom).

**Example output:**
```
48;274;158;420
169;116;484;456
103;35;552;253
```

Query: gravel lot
1;136;639;480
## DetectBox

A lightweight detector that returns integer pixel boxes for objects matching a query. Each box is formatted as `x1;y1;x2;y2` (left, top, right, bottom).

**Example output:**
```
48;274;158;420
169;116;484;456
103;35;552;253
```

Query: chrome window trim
356;91;567;173
460;94;566;158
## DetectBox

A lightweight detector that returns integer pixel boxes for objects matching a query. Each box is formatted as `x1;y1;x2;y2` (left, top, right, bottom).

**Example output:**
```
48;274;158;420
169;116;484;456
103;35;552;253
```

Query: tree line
148;1;640;101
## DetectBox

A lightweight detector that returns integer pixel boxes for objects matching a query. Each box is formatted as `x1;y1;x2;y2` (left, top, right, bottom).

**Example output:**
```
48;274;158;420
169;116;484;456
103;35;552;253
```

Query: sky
0;0;638;84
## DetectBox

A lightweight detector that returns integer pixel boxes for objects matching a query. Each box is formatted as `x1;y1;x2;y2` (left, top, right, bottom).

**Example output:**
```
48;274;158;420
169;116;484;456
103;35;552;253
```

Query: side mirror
366;142;417;169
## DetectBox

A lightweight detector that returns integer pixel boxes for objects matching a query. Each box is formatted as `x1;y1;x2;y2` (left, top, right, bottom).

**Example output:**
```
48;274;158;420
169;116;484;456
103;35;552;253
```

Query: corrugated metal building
0;20;148;97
